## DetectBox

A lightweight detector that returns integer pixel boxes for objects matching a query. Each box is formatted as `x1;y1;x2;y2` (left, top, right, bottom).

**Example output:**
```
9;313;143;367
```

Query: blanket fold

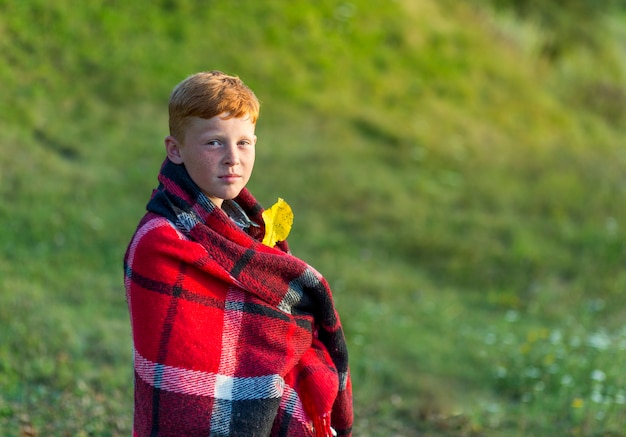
124;159;353;436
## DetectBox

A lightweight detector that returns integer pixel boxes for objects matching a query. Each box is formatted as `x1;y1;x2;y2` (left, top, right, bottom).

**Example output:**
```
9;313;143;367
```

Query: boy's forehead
184;115;256;133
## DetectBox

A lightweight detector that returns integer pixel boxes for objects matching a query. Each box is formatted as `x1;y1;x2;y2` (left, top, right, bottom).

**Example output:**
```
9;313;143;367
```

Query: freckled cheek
198;157;220;173
190;162;218;182
246;153;256;172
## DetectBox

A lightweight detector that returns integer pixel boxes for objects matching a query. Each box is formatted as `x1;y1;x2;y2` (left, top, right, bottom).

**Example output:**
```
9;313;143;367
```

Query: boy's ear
165;136;184;164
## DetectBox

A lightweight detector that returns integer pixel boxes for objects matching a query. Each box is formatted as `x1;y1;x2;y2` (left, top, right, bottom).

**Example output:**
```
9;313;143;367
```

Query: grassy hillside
1;1;626;435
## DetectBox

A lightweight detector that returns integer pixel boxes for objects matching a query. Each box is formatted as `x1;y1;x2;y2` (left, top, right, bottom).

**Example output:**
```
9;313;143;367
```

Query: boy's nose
223;144;240;165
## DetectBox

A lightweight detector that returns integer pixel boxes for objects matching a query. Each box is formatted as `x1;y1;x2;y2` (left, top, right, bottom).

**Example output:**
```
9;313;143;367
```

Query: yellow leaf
262;198;294;247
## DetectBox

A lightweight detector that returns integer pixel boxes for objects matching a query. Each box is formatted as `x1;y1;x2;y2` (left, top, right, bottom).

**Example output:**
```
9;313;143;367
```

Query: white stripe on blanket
134;349;285;400
279;382;310;427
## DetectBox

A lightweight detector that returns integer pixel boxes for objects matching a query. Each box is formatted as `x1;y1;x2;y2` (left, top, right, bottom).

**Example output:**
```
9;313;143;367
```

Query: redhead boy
124;71;353;436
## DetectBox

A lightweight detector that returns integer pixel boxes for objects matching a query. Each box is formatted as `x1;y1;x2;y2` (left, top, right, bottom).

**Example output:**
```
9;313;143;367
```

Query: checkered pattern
124;159;352;436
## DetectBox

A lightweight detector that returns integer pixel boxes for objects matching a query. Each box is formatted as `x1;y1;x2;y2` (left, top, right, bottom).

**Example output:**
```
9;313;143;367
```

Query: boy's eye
206;140;221;146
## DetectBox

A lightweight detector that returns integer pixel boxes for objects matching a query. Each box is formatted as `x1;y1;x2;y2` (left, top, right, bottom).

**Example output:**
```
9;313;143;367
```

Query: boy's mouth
219;174;241;180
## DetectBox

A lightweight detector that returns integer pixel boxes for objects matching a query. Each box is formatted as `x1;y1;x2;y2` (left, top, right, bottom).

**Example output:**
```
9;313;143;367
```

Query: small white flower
591;391;604;403
561;375;573;386
495;366;507;378
549;330;562;345
505;310;519;322
484;332;497;345
524;367;541;378
587;331;611;350
591;369;606;382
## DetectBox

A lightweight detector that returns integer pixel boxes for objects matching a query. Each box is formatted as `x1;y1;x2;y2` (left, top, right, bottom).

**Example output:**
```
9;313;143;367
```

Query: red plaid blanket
124;159;353;436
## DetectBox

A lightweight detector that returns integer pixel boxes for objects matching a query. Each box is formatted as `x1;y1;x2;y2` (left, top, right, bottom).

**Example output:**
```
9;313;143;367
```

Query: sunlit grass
472;309;626;435
1;0;626;435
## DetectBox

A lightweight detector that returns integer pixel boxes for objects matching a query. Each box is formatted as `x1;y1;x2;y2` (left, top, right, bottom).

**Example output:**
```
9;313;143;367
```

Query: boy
124;71;353;436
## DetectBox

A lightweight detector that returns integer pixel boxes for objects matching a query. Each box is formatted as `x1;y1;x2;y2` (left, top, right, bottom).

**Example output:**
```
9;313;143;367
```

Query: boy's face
165;114;257;208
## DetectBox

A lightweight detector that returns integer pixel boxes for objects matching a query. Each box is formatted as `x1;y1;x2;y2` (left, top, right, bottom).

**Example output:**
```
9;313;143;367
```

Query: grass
1;0;626;435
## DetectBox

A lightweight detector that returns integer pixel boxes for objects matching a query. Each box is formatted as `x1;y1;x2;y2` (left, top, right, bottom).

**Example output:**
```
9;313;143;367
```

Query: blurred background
1;1;626;435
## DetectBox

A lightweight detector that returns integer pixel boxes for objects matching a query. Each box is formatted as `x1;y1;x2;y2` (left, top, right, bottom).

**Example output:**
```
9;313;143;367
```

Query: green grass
2;1;626;435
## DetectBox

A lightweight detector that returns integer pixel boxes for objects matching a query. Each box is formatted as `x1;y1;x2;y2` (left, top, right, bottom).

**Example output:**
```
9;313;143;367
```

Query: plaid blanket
124;159;353;436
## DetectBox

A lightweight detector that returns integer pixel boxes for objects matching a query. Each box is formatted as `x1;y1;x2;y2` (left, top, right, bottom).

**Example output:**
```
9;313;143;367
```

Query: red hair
168;71;260;141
